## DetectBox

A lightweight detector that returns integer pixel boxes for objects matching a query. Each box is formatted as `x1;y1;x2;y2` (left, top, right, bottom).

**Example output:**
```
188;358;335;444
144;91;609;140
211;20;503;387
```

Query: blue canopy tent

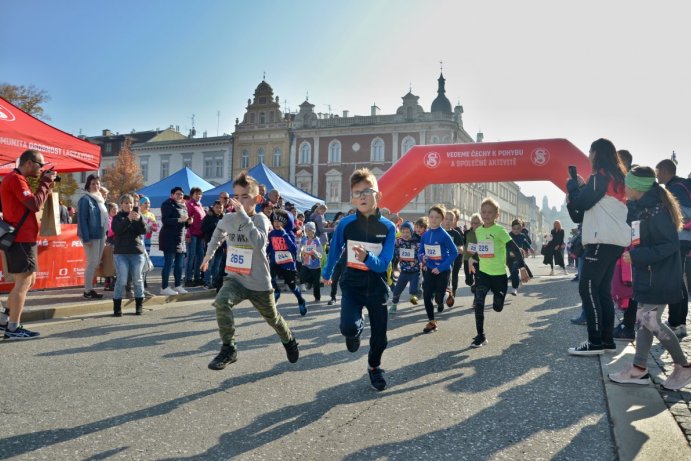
244;163;323;212
200;179;233;206
137;167;215;207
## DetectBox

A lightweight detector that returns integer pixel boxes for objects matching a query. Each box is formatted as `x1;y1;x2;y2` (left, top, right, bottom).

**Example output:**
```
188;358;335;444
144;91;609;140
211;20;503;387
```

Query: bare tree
0;83;51;119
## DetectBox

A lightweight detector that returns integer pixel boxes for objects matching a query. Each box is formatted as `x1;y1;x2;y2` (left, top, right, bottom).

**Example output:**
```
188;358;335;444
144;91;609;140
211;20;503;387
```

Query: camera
54;175;61;182
568;165;578;181
133;206;139;213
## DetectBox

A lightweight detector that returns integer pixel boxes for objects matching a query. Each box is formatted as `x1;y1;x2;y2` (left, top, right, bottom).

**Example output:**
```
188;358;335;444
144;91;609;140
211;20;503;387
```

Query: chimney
102;129;112;136
343;110;349;118
371;104;380;116
175;125;179;132
476;131;484;143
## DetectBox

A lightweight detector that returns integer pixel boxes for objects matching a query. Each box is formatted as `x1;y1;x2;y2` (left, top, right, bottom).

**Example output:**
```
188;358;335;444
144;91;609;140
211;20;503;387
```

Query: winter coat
628;185;683;305
112;211;146;255
159;198;189;253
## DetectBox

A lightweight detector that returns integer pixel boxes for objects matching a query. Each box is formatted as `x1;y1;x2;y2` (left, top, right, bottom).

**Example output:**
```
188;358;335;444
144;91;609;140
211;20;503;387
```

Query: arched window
259;112;265;124
272;147;282;167
269;111;275;123
241;149;249;169
328;140;341;164
430;135;439;144
401;136;416;156
299;142;311;164
257;148;265;164
371;138;385;162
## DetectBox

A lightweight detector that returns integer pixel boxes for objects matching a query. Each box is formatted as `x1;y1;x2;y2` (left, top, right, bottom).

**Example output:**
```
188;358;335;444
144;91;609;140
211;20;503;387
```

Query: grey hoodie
206;208;272;291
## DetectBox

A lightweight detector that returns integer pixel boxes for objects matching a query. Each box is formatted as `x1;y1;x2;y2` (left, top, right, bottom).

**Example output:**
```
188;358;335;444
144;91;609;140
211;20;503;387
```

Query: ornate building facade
232;80;292;180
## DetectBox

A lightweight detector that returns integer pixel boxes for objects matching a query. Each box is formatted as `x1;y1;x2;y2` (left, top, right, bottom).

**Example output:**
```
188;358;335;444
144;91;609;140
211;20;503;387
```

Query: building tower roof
431;73;452;114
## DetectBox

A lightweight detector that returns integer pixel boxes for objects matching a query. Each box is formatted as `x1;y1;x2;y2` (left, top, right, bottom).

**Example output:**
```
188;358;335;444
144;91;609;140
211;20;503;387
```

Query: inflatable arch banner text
378;138;591;213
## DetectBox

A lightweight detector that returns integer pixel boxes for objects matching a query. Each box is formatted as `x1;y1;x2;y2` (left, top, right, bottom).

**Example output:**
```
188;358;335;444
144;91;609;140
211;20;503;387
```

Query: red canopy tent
0;96;100;173
0;96;100;292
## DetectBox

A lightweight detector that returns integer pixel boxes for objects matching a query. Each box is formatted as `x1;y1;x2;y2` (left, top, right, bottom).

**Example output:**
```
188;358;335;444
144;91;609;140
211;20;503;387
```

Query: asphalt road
0;264;616;460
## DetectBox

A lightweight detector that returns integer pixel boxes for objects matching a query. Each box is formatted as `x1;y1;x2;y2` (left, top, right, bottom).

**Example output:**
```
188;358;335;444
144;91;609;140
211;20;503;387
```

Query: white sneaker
174;286;189;294
608;364;651;385
510;288;518;296
160;287;178;296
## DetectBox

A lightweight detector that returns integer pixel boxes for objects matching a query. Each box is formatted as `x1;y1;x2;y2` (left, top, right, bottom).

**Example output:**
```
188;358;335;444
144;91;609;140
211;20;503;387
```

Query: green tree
0;83;50;119
101;138;144;200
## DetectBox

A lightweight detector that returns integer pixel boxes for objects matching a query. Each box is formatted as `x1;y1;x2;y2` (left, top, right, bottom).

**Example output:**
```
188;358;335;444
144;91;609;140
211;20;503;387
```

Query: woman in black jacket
159;187;192;296
111;194;147;316
608;166;691;391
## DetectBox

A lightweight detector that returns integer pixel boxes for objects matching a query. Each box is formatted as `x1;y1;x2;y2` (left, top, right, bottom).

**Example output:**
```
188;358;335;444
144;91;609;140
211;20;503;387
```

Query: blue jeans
114;253;145;300
392;271;419;303
204;247;225;285
185;235;205;282
162;252;185;289
340;288;388;368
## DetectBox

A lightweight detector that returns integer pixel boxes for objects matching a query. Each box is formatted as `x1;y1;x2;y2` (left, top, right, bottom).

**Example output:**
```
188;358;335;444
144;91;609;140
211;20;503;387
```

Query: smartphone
133;206;139;212
568;165;578;181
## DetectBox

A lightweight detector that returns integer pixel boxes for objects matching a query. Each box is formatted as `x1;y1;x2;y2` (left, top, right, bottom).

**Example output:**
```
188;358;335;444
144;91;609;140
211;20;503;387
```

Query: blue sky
2;0;689;208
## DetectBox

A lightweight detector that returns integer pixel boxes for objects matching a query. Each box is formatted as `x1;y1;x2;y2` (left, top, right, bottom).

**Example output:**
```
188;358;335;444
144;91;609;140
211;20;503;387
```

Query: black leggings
422;269;450;321
450;255;463;294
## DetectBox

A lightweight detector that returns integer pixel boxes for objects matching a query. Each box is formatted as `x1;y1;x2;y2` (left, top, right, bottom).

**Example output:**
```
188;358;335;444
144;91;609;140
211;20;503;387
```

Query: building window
325;171;342;203
257;148;265;164
160;157;170;179
104;143;112;153
442;135;450;143
269;111;275;123
272;147;282;167
80;172;87;183
182;154;193;169
401;136;415;156
259;112;265;125
204;158;213;178
328;140;341;164
430;135;439;144
296;177;311;193
249;113;255;123
371;138;384;162
140;158;149;182
215;155;224;178
241;150;249;169
299;142;311;164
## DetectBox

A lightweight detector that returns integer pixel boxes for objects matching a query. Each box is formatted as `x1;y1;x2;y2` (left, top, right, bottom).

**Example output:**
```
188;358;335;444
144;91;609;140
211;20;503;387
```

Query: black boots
113;299;122;317
135;297;143;315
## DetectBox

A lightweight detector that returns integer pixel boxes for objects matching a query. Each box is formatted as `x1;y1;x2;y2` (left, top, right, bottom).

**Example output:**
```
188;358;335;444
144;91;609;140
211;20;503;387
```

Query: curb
21;290;216;322
600;343;691;460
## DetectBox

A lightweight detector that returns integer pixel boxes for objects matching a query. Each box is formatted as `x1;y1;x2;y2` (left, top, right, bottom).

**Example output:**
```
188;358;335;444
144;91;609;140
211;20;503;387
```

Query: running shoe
613;323;635;341
160;287;178;296
388;303;397;314
345;336;361;353
409;295;419;305
327;297;337;306
422;320;438;334
208;344;237;370
174;286;189;295
283;338;300;363
83;290;104;299
298;301;307;316
3;325;40;340
568;340;604;356
608;364;651;385
368;367;386;391
470;335;487;348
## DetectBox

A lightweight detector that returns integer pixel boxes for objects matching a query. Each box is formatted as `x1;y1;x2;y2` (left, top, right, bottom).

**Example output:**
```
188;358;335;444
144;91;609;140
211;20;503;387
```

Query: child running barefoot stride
418;204;458;333
609;166;691;390
467;198;529;348
322;168;396;391
201;172;299;370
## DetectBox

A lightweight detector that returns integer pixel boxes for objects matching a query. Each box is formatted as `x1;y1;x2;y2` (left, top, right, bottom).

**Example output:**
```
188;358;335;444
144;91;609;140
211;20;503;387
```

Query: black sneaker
613;323;635;342
283;338;300;363
470;335;487;348
4;325;40;340
83;290;104;299
368;367;386;391
345;336;361;353
603;342;617;353
298;300;308;316
184;280;196;288
568;340;604;356
208;344;237;370
437;303;445;313
0;322;7;331
327;297;336;306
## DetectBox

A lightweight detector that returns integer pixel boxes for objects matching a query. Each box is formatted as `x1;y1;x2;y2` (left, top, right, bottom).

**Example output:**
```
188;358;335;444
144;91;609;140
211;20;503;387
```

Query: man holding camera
0;149;57;339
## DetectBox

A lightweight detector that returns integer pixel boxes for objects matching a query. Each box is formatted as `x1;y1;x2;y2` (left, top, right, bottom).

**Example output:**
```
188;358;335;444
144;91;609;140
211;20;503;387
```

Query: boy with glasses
322;168;396;391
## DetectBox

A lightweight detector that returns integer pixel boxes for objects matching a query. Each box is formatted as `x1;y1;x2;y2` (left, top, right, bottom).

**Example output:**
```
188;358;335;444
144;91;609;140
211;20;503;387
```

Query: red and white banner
0;224;85;292
0;97;100;173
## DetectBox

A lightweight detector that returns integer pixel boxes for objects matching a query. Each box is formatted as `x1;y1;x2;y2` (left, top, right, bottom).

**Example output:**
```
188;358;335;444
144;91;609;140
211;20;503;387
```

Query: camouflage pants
212;277;293;346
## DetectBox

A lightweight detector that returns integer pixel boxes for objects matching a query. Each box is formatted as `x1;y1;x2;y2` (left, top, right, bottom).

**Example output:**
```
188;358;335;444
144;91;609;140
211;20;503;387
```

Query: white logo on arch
424;151;441;169
531;148;550;166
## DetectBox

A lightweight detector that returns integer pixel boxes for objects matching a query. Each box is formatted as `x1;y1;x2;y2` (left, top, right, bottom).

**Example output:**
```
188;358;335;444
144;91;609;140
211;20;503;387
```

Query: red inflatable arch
378;138;591;213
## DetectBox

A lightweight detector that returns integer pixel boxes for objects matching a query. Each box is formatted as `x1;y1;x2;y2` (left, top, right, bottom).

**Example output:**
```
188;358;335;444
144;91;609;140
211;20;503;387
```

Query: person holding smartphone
111;194;147;316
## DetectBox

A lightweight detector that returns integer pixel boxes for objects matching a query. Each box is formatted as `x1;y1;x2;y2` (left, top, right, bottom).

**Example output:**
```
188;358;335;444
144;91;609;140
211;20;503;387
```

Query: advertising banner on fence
0;224;85;293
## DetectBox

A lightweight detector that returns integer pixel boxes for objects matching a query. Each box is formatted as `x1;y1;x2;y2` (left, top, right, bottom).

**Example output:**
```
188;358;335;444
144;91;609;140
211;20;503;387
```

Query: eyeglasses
32;159;47;168
351;188;378;199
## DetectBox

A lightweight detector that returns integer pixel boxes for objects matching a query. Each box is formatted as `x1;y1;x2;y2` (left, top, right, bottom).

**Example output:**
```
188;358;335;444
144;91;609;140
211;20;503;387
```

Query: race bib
467;243;478;253
631;220;640;247
302;244;316;264
274;250;294;265
226;246;253;275
477;240;495;258
424;244;442;261
399;247;415;262
347;240;382;271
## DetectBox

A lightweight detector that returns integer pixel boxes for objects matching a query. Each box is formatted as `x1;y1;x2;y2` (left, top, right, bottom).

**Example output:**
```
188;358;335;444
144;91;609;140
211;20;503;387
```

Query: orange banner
378;138;591;213
0;224;85;292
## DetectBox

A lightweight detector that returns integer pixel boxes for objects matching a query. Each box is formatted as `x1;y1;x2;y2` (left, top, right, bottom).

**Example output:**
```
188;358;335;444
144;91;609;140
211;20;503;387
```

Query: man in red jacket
0;149;57;339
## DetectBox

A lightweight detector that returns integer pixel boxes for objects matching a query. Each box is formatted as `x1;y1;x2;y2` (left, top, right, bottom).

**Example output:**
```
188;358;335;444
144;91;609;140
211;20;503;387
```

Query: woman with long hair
566;138;631;356
609;166;691;390
77;175;108;299
549;220;567;275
